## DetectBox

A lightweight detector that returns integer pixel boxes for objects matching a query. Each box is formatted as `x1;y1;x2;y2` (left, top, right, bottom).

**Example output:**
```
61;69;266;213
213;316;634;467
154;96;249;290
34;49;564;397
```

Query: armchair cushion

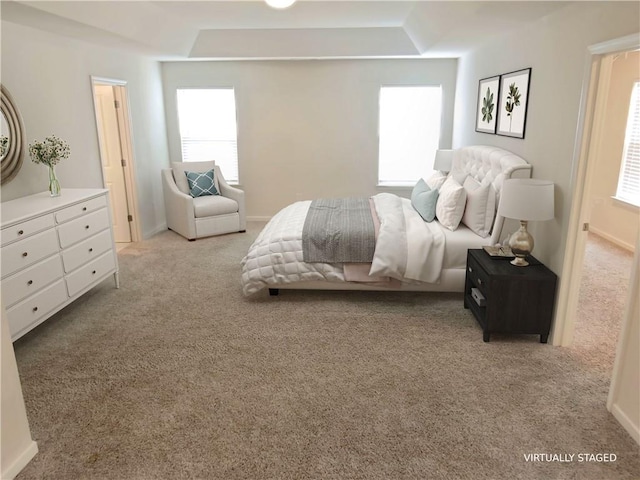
193;195;239;218
185;169;219;197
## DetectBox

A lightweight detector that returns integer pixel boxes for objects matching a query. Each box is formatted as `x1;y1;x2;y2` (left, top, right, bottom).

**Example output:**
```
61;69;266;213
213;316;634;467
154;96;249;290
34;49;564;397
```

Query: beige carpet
13;224;640;480
573;233;634;374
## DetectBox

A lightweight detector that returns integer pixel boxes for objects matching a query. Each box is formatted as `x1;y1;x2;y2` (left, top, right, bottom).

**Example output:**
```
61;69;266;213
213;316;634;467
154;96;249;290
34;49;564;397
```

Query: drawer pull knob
27;280;33;285
85;225;90;229
22;252;28;257
89;248;93;253
478;279;483;285
18;229;24;235
92;270;97;274
82;207;87;211
468;267;473;273
32;306;38;312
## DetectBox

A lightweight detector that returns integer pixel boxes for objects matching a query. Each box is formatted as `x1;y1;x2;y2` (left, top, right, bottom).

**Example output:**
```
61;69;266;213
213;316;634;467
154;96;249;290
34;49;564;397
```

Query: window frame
176;87;240;184
377;84;444;187
614;80;640;208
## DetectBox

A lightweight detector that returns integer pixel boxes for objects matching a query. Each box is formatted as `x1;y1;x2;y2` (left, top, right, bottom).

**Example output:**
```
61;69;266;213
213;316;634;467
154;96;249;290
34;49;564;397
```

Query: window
616;81;640;207
176;88;239;183
378;86;442;186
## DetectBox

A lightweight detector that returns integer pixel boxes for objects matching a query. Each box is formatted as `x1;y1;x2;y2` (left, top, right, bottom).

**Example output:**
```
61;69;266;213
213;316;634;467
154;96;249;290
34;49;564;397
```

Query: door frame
90;76;141;243
553;32;640;346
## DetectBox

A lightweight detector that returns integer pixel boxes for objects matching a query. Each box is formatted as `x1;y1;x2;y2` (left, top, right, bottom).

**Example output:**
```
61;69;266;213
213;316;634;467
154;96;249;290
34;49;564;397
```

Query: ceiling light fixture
265;0;297;9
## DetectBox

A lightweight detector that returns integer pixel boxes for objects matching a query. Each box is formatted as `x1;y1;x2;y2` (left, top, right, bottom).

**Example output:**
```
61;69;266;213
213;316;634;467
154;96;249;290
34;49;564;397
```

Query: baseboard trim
144;222;168;239
589;227;635;252
2;440;38;480
610;403;640;445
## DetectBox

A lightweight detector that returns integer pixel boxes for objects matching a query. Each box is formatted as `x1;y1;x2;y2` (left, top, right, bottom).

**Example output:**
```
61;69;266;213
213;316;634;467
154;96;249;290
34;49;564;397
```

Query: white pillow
451;170;468;186
425;171;447;190
461;177;496;238
435;177;467;231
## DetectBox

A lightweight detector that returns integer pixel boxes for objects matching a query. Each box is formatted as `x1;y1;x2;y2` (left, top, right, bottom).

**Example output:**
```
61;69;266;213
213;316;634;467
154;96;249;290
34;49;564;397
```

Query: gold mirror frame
1;84;26;185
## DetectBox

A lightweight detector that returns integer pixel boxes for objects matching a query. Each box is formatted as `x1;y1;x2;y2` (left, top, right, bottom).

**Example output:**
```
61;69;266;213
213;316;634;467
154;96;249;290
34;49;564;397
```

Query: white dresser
1;189;119;341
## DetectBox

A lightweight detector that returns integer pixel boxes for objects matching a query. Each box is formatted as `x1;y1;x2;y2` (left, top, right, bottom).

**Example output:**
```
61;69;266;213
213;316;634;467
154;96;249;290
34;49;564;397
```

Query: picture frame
475;75;500;134
496;68;531;139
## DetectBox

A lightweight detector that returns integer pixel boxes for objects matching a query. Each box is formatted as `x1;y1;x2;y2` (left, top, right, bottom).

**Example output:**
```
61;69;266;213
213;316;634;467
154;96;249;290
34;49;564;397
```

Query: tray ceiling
1;1;572;59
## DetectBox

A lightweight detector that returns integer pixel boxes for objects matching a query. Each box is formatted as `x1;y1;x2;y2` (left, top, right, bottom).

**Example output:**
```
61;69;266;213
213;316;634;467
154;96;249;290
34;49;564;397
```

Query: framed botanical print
496;68;531;139
475;75;500;134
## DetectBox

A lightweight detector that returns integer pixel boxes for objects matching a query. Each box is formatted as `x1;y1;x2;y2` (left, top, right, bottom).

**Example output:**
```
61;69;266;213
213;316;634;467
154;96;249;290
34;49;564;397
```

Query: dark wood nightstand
464;249;557;343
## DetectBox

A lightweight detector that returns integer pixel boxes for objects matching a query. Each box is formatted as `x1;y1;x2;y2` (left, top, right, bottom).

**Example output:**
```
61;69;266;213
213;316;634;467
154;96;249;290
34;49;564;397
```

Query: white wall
608;235;640;444
589;51;639;251
452;1;640;276
1;302;38;479
0;21;170;238
162;59;458;218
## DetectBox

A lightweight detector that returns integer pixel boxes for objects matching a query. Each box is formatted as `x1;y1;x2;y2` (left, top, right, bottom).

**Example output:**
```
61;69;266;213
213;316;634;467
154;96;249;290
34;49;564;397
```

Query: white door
94;85;132;243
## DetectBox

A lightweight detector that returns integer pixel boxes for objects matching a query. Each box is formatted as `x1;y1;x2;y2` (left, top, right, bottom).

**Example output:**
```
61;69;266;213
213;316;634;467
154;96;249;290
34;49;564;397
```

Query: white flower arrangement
29;135;70;167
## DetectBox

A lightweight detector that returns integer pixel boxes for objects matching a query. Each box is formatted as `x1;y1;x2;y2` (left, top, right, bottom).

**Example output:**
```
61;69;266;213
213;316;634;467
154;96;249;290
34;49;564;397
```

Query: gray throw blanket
302;197;375;263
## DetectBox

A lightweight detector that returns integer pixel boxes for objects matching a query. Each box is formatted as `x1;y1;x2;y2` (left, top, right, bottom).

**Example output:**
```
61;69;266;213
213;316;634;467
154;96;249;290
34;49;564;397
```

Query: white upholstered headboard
451;145;532;244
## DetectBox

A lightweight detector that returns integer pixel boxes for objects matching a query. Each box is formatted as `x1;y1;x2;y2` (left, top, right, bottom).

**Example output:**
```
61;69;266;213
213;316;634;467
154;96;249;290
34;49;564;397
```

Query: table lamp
497;179;554;266
433;149;453;173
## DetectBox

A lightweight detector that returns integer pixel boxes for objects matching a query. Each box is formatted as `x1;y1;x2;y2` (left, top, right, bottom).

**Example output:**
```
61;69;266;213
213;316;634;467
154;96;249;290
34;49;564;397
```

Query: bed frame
270;145;531;295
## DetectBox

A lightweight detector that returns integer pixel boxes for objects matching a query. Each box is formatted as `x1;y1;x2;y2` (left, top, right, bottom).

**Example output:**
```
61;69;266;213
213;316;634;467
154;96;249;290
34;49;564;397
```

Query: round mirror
1;85;26;185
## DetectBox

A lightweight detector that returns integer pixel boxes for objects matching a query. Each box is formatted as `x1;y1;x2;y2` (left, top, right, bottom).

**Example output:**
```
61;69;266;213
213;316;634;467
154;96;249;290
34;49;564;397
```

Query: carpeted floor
12;224;640;480
572;233;634;375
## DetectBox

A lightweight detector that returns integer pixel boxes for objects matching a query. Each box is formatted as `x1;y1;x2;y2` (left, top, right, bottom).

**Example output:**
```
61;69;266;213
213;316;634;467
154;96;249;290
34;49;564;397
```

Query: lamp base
508;221;534;267
510;256;530;267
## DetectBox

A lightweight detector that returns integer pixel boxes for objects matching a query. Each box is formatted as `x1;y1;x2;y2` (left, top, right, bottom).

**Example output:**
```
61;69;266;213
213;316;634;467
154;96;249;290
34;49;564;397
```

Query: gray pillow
411;178;439;222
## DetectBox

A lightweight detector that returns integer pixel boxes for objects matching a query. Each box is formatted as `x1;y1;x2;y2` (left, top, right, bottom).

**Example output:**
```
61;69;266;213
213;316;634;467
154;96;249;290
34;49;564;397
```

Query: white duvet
240;193;445;295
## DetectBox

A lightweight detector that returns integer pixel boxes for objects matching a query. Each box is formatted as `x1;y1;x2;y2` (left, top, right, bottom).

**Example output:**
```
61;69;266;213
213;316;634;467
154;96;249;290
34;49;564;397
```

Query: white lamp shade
265;0;297;8
433;149;453;172
498;179;555;221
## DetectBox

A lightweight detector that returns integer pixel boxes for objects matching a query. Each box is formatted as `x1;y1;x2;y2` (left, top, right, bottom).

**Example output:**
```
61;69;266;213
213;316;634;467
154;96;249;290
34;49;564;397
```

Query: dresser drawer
1;228;59;278
61;229;113;273
55;195;107;224
57;208;110;249
466;255;489;294
6;279;68;339
2;255;64;307
65;250;116;297
1;213;55;247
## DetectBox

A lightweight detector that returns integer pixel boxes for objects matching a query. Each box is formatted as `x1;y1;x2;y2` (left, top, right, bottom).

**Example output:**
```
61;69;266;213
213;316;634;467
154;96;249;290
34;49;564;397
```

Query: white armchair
162;161;246;240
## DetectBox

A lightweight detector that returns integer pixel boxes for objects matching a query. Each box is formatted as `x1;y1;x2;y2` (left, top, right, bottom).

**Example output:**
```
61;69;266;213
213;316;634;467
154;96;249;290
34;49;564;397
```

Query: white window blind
176;88;239;183
616;82;640;207
378;86;442;186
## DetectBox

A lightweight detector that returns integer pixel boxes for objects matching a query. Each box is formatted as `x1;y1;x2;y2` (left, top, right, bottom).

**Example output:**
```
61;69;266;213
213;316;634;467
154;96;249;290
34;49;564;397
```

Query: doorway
571;49;638;365
552;34;640;441
91;77;141;245
553;35;639;347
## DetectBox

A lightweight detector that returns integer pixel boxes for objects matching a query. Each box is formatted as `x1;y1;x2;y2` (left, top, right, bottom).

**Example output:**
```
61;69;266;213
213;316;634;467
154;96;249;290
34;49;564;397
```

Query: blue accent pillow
411;178;439;222
185;169;219;198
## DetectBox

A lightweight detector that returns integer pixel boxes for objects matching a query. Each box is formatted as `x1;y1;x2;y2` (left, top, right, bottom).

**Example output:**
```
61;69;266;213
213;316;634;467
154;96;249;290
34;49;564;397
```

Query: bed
241;145;531;296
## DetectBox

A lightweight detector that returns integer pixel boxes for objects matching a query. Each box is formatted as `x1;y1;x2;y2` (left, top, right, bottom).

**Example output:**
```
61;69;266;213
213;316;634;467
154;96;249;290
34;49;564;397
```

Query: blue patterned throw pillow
185;169;219;198
411;178;439;222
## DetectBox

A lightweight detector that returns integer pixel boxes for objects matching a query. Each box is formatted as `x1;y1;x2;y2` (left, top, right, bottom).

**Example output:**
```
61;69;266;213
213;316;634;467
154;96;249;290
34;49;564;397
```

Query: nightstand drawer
466;256;489;292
